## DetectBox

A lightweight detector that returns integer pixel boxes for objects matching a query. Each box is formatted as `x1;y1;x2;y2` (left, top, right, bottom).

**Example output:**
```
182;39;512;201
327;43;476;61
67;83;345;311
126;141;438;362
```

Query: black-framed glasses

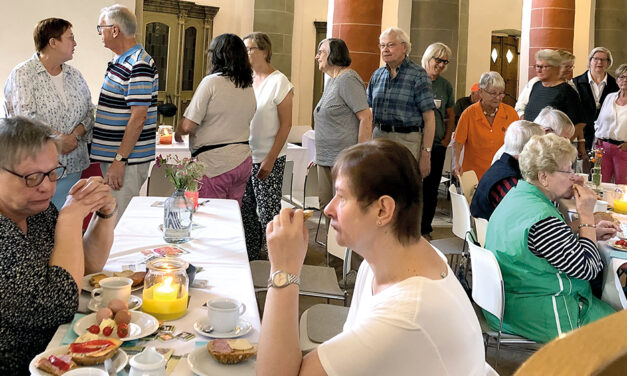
96;24;114;33
535;64;554;70
433;57;449;65
246;47;260;53
2;165;66;187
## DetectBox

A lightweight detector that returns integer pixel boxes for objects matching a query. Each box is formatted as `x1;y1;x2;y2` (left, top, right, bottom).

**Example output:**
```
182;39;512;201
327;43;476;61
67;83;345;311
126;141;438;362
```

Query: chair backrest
304;162;318;198
282;160;294;199
442;145;452;175
601;258;627;311
147;163;175;197
460;170;478;203
474;217;489;247
466;233;504;321
449;184;473;239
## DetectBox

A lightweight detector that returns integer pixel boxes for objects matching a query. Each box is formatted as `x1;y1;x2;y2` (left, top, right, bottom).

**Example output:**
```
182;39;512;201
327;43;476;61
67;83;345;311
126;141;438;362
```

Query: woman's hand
59;133;79;154
62;177;114;218
257;157;275;180
596;220;619;241
573;184;597;216
266;208;309;276
174;132;184;143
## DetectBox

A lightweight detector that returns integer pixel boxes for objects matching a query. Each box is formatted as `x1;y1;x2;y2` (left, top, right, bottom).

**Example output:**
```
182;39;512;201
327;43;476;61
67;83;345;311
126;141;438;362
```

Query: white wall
466;0;523;94
188;0;254;38
0;0;135;110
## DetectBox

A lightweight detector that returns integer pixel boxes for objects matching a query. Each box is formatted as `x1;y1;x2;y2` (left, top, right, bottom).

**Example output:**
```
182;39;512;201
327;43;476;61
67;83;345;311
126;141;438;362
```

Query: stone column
331;0;383;83
528;0;575;79
595;0;626;70
409;0;460;91
254;0;295;79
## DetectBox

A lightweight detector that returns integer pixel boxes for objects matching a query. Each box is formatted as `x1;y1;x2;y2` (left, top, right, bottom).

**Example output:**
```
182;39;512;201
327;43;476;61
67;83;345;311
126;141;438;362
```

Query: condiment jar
129;347;166;376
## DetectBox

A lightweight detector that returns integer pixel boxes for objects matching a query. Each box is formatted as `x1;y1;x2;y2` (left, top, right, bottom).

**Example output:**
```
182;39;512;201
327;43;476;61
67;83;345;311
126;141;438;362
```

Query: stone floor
258;191;539;375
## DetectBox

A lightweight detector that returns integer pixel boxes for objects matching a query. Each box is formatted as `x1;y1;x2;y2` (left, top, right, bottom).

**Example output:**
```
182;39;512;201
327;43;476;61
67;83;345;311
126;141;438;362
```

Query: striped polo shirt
91;44;159;165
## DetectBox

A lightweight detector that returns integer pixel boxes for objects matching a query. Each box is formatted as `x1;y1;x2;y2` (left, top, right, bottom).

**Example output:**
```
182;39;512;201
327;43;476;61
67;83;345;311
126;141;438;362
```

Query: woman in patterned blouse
0;117;115;374
3;18;94;210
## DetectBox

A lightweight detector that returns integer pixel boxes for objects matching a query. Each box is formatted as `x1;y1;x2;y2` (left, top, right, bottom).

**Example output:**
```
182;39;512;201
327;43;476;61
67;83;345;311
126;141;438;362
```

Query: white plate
193;317;252;339
74;311;158;341
187;345;255;376
608;240;627;251
88;295;143;312
29;345;127;376
82;272;143;293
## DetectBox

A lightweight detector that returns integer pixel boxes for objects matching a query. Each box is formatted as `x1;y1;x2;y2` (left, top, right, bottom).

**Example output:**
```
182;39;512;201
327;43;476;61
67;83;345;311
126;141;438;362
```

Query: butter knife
104;357;115;376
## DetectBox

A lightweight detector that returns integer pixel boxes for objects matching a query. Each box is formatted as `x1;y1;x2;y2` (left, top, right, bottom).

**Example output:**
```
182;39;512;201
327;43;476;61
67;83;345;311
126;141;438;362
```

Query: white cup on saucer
207;298;246;333
594;200;608;213
91;277;132;307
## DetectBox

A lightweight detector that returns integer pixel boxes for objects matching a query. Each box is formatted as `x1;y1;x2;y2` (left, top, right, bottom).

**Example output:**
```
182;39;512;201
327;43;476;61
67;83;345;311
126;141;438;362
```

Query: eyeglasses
617;75;627;81
433;57;449;65
378;42;404;50
482;89;505;97
246;47;260;53
554;169;575;177
591;57;609;63
96;25;114;33
2;165;66;187
535;65;554;70
562;64;574;71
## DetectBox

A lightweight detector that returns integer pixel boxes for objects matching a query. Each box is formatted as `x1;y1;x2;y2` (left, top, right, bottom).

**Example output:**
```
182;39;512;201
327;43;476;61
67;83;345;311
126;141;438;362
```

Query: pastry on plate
207;339;257;364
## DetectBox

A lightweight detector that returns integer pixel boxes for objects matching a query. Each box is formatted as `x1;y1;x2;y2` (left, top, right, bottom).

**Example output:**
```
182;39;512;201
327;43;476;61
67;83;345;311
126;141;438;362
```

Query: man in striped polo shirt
91;5;158;220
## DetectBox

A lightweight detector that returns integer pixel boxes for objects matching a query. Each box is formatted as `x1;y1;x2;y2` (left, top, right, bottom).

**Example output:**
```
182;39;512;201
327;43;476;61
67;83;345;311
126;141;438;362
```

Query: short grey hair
502;120;544;157
0;117;59;170
535;49;562;67
557;50;575;64
421;42;452;72
588;46;613;69
519;133;577;183
478;71;505;90
100;4;136;37
533;106;575;139
380;27;411;55
615;63;627;79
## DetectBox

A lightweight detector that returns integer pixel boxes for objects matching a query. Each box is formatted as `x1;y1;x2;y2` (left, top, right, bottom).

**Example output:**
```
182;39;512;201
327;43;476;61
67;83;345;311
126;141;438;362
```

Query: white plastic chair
430;184;473;270
474;217;489;248
466;233;536;367
460;170;479;203
601;258;627;311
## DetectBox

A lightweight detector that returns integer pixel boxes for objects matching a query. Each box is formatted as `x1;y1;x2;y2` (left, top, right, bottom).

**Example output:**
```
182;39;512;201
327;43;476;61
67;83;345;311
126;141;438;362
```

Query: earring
377;220;382;226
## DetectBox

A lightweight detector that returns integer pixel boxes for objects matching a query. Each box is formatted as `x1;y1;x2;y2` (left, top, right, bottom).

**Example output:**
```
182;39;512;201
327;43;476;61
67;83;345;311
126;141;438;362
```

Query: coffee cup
206;298;246;333
91;277;132;307
594;200;608;213
575;173;589;182
434;99;442;109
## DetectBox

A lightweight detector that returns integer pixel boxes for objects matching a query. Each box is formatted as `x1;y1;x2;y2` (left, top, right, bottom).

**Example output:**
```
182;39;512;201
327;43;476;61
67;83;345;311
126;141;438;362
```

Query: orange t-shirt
453;102;519;179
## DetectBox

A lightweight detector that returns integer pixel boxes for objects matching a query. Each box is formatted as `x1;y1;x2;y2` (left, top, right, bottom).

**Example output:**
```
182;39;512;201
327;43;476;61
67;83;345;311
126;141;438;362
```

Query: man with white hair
90;4;158;220
367;27;436;178
470;120;544;220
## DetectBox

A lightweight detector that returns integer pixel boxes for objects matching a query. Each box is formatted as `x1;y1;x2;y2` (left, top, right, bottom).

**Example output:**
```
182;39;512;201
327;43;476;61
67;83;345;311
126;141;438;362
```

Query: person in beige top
177;34;256;205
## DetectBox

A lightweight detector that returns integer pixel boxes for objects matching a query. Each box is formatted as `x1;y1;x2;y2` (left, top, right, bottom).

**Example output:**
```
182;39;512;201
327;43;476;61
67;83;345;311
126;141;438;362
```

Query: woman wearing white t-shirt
257;139;490;376
240;32;294;260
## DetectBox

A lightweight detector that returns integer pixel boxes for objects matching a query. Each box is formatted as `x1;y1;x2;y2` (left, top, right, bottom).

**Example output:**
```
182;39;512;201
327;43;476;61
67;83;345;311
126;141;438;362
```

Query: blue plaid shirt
367;57;435;130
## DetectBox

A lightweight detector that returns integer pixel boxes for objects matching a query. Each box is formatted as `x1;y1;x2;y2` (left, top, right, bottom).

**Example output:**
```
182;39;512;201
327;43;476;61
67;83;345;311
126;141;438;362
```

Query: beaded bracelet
578;223;596;230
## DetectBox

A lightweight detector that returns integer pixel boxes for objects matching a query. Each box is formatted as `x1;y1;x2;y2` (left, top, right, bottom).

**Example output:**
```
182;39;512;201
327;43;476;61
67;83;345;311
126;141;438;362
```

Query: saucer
193;317;252;339
88;295;142;312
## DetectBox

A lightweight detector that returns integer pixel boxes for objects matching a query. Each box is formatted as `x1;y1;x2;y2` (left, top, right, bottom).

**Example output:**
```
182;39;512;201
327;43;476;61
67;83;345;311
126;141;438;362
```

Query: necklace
483;108;498;117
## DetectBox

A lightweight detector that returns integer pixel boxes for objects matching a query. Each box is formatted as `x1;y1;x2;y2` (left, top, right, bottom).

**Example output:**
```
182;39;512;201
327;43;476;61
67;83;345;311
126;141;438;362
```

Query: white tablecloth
46;197;259;375
156;134;191;161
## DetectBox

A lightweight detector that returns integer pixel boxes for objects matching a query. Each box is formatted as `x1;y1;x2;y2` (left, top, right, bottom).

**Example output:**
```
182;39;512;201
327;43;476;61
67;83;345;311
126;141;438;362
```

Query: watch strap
267;270;301;288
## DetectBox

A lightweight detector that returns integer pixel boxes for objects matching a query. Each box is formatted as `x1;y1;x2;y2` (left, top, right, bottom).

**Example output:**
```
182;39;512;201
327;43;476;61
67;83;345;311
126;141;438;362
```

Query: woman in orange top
452;71;519;180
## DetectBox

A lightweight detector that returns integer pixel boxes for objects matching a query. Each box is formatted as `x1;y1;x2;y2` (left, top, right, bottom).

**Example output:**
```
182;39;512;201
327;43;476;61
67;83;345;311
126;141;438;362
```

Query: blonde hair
519;133;577;183
535;49;562;67
557;50;575;64
421;42;452;72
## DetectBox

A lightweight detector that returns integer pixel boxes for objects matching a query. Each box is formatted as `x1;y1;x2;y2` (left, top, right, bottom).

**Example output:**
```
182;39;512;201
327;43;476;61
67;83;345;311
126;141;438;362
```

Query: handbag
158;94;177;117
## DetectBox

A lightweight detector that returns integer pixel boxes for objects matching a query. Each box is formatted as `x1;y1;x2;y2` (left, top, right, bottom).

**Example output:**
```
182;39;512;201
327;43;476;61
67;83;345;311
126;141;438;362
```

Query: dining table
43;196;260;375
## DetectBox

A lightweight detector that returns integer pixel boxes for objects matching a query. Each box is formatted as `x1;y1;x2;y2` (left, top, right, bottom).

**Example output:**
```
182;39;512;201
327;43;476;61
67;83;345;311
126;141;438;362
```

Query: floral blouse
0;206;78;374
4;53;94;174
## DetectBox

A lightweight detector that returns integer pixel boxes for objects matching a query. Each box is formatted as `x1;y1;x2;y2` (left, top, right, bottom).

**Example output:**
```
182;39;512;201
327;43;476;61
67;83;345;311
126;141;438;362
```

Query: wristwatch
267;270;300;289
114;153;128;163
421;146;432;152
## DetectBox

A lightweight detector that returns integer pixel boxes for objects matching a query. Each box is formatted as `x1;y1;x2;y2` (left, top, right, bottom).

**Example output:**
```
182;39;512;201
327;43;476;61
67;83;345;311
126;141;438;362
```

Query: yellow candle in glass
142;277;188;320
614;199;627;214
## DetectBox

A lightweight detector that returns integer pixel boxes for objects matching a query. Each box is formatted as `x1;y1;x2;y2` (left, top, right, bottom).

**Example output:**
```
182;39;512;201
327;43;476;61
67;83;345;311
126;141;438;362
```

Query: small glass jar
158;125;173;144
142;258;189;320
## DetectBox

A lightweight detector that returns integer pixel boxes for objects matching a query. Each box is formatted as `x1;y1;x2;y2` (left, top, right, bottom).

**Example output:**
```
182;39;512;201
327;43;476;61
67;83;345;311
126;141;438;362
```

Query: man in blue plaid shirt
367;27;436;178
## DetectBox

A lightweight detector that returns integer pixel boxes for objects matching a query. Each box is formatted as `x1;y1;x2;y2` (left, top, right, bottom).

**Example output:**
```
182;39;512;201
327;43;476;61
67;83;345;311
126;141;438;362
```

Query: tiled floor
266;194;537;375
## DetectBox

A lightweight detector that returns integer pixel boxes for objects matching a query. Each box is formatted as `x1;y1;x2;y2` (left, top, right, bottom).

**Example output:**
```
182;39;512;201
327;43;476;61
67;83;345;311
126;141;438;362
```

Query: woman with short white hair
533;106;575;138
452;71;519;180
419;42;454;239
485;133;617;343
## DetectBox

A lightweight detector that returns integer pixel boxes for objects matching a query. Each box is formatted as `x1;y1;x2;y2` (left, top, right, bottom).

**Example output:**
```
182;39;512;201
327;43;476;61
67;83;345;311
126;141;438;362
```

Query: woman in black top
526;49;585;157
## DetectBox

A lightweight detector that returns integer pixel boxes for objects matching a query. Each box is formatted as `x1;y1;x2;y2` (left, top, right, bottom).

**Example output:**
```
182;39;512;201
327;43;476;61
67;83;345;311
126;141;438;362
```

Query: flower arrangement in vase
155;155;206;209
588;148;603;190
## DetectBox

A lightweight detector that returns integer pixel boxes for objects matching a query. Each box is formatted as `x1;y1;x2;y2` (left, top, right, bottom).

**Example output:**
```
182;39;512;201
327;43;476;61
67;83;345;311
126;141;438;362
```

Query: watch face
274;272;288;287
115;154;122;161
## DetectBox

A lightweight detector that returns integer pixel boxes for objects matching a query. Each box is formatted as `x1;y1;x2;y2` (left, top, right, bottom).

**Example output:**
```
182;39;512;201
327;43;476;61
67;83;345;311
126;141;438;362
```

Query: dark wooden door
489;35;519;107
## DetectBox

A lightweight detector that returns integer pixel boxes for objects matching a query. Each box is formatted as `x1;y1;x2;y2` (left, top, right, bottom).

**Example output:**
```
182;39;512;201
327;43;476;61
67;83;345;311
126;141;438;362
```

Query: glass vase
592;167;602;190
163;189;193;243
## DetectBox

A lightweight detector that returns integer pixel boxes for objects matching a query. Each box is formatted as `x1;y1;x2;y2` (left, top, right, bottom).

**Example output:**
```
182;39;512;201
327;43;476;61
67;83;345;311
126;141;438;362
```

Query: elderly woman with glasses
452;71;519;180
313;38;372;214
574;47;620;152
420;42;455;239
484;133;617;343
594;64;627;184
0;117;116;374
3;18;94;210
240;32;294;260
525;49;586;157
